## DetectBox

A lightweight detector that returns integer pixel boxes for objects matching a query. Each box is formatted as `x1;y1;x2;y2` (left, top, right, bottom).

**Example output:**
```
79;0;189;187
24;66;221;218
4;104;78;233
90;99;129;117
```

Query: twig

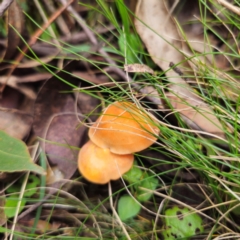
151;199;165;240
169;62;183;76
9;172;30;240
58;0;97;44
216;0;240;15
33;0;61;48
108;183;131;240
42;0;70;36
0;0;74;93
0;0;13;17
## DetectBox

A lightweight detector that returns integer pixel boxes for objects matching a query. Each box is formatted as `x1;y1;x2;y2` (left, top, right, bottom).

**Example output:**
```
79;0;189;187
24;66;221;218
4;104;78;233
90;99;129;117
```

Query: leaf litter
33;61;87;185
135;0;225;139
0;0;239;239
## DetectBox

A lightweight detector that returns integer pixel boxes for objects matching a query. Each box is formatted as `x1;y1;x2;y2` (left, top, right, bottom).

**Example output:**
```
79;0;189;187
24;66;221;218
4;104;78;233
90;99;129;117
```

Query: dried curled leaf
0;107;33;139
124;63;155;75
166;90;224;138
135;0;225;137
135;0;185;82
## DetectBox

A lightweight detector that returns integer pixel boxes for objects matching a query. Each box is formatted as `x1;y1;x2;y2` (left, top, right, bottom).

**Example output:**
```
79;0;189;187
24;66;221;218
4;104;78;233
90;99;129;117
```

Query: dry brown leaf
165;90;224;137
0;86;23;109
123;63;163;107
124;63;155;75
33;61;87;184
167;1;231;69
0;0;24;61
0;87;34;139
76;92;101;122
135;0;225;138
17;217;61;234
0;76;36;99
0;107;32;139
135;0;185;83
46;165;65;185
20;219;51;233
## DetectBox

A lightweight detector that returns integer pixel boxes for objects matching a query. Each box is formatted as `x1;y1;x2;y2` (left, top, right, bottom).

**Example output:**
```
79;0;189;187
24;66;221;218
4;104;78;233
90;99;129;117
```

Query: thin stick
108;182;131;240
0;0;74;93
9;172;30;240
151;199;165;240
216;0;240;15
42;0;70;36
123;29;137;105
33;0;61;48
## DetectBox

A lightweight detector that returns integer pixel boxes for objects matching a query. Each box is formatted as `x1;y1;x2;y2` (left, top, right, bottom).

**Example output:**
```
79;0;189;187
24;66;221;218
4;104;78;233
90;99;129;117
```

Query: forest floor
0;0;240;239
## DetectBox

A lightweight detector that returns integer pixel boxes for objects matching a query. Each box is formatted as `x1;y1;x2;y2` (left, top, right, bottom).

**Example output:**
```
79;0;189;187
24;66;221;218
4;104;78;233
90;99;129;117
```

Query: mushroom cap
89;101;159;154
78;140;134;184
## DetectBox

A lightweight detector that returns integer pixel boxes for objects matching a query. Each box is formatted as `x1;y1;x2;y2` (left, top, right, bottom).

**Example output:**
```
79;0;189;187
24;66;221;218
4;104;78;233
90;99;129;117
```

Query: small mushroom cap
89;101;159;154
78;140;134;184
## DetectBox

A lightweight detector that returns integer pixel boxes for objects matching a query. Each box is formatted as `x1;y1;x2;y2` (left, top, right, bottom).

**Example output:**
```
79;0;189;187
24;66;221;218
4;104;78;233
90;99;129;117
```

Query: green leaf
124;167;159;202
118;33;141;64
118;195;141;221
23;175;40;197
116;0;130;34
137;174;158;202
4;174;41;219
63;44;91;54
162;206;204;240
0;131;45;175
40;23;58;41
4;194;26;218
123;165;143;184
6;175;40;196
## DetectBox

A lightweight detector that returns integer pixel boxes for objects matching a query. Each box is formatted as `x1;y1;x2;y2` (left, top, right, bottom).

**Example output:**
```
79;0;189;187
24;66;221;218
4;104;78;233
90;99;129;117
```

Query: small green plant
161;206;204;240
117;195;141;221
5;175;40;218
118;165;158;221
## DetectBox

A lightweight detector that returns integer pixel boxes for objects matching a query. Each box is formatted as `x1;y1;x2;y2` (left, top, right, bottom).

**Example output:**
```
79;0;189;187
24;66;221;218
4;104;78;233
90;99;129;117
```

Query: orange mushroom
78;140;134;184
89;101;159;154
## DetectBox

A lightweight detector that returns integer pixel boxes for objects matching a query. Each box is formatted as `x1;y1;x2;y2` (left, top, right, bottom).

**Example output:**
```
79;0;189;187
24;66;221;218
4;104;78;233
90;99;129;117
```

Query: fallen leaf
46;166;64;185
124;63;155;75
135;0;185;83
0;107;33;139
0;0;24;62
76;92;101;122
33;61;87;183
19;219;59;233
0;76;36;99
166;87;224;137
135;0;225;137
0;88;35;140
0;86;23;109
0;130;45;175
